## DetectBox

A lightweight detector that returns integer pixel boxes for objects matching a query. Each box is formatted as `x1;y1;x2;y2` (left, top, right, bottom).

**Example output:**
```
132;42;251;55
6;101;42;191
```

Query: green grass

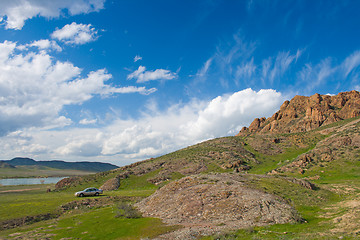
0;184;75;221
1;206;180;240
49;206;179;240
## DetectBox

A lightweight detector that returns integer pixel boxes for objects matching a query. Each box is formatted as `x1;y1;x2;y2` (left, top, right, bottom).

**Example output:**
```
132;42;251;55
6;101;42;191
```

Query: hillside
1;91;360;239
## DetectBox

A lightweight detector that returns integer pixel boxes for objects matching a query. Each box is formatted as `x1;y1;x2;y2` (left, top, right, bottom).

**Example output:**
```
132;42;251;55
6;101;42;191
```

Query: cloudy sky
0;0;359;165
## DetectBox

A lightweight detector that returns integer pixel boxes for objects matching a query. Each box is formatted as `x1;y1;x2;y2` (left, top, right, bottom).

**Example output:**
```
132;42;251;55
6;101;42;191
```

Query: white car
75;187;103;197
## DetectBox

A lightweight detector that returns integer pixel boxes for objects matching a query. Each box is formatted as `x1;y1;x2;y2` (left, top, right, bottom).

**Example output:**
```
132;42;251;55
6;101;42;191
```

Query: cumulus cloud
127;66;177;83
56;132;103;157
51;22;98;45
0;88;284;162
0;0;105;30
52;88;284;161
0;40;157;136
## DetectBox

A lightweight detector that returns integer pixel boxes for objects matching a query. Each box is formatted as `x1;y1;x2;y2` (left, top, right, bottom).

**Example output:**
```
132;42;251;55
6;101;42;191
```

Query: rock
287;178;317;190
55;177;81;190
100;176;120;191
136;173;301;233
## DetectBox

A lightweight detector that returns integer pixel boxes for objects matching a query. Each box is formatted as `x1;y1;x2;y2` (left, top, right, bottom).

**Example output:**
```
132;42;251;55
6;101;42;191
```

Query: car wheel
79;193;84;197
95;192;99;196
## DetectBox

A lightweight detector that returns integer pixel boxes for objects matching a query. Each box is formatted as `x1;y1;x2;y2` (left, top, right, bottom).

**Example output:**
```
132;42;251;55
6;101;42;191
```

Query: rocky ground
136;173;302;239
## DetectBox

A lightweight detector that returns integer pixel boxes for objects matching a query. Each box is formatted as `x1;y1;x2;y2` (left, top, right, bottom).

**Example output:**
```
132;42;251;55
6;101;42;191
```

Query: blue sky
0;0;360;165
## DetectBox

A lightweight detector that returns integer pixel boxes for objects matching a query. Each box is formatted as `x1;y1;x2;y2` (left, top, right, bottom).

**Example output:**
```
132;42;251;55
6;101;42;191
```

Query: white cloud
0;40;157;136
29;39;62;51
235;57;256;84
193;57;213;83
134;55;142;62
51;22;98;45
0;88;283;162
57;88;283;160
297;58;336;93
56;132;103;157
192;33;302;89
127;65;177;83
267;50;303;84
79;118;97;125
0;0;105;30
342;50;360;78
18;39;62;52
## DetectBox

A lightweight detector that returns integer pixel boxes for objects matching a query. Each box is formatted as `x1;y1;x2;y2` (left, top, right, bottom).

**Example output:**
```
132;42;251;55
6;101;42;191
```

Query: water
0;177;67;186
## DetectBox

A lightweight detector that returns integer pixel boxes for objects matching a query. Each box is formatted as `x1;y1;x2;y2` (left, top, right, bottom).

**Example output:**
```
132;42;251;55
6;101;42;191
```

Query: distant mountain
0;161;15;169
3;157;118;172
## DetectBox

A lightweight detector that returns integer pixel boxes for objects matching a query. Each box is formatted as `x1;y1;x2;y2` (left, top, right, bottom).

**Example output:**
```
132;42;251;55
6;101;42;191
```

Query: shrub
115;202;142;219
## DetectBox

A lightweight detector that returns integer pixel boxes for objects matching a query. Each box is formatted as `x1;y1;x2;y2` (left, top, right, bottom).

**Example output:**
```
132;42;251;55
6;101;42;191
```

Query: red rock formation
237;90;360;135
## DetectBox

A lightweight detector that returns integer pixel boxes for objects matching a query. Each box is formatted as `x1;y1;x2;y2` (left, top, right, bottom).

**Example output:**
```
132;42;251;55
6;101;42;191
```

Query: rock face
100;177;120;191
55;177;81;189
238;90;360;135
136;173;301;233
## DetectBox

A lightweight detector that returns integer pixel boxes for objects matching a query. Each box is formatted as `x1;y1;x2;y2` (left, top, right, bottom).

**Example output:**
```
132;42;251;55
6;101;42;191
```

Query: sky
0;0;360;166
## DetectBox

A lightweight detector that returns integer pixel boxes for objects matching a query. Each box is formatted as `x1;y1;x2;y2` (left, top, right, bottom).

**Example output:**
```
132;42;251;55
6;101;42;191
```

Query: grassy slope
1;117;360;239
201;117;360;239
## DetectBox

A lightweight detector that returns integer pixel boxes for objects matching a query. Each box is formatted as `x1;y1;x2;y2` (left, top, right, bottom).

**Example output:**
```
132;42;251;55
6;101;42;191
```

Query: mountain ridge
2;157;119;172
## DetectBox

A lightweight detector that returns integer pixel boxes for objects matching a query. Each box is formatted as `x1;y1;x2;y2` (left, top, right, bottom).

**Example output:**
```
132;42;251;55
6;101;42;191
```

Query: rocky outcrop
238;90;360;135
55;177;81;189
136;173;301;238
100;177;120;191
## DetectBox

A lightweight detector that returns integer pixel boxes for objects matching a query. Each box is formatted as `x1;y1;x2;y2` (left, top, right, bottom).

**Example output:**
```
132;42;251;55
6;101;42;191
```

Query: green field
0;181;179;240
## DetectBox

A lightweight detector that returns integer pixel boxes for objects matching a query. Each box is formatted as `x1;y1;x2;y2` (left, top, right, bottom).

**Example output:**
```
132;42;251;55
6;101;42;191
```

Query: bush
115;202;142;219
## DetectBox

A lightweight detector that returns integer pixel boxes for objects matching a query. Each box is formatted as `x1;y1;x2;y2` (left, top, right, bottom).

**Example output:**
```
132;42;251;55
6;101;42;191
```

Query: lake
0;176;66;186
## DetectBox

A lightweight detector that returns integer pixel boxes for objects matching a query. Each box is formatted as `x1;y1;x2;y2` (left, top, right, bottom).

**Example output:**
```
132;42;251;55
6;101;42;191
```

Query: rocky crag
238;90;360;135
